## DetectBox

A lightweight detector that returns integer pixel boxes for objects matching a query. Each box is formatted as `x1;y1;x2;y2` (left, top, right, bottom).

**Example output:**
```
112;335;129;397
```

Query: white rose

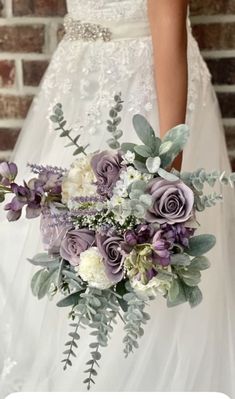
62;155;97;206
77;247;113;290
131;276;172;299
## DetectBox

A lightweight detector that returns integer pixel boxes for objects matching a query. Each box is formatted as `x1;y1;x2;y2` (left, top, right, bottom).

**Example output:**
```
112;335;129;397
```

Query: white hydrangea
77;247;113;290
131;276;172;299
62;154;97;207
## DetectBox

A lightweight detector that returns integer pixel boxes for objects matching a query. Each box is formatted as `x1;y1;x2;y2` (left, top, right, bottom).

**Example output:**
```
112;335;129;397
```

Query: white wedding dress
0;0;235;397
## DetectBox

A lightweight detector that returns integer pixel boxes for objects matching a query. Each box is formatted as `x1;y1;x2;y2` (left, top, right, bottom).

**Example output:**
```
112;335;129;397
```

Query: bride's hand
147;0;189;140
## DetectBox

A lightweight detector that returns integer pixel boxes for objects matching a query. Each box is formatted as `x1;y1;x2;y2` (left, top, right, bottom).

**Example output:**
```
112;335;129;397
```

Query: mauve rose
146;178;194;225
40;213;71;255
96;233;124;283
91;151;122;198
60;229;95;266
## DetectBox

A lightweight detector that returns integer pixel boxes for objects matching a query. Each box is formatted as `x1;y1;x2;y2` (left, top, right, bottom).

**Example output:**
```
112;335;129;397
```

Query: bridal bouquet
0;94;234;390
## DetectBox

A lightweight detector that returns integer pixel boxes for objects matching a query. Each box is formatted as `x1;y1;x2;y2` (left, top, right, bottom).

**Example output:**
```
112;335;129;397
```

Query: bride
0;0;235;396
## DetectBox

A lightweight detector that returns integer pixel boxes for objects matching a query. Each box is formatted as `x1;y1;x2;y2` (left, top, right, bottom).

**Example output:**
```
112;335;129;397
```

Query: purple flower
0;162;18;186
152;230;171;266
40;211;71;255
146;178;194;225
91;151;123;198
162;223;195;248
60;229;95;266
4;181;44;221
123;224;155;253
96;233;124;283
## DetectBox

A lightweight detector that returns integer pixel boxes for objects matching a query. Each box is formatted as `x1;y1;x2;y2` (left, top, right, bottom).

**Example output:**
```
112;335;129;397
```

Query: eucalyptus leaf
184;285;203;308
28;253;60;268
167;280;187;307
121;143;136;153
168;279;180;303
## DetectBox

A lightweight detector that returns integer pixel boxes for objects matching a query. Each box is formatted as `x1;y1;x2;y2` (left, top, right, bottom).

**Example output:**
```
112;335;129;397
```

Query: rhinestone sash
63;14;150;42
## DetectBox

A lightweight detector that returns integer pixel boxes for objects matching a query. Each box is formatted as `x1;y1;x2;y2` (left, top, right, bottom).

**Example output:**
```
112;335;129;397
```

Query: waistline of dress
63;13;151;42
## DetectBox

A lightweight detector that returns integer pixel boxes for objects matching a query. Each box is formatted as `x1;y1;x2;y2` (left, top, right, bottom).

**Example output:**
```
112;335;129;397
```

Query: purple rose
40;212;71;255
0;162;18;186
152;230;171;266
91;151;122;198
60;228;95;266
96;233;124;283
146;178;194;225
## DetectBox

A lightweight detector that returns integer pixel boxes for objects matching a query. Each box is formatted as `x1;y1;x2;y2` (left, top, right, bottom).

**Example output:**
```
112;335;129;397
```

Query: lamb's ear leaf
160;124;190;168
185;234;216;257
133;114;156;148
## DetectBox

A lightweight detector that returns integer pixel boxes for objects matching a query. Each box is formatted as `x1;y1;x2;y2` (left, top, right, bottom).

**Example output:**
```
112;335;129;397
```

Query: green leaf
121;142;136;153
38;269;58;299
73;147;84;156
146;156;161;174
133;160;148;173
134;145;152;158
167;280;187;307
31;269;44;297
91;351;101;360
133;114;156;148
184;285;203;308
28;253;60;268
107;138;120;150
189;256;210;271
168;279;180;302
160;124;190;168
180;269;201;287
57;291;85;308
50;115;59;123
69;332;80;340
157;168;179;182
171;253;191;267
186;234;216;257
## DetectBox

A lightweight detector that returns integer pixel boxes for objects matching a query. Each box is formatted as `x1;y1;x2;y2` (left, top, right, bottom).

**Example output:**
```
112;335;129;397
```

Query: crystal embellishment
64;14;112;42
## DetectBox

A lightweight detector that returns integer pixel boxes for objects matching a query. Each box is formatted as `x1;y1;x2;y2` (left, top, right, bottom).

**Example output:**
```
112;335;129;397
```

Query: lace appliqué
67;0;148;23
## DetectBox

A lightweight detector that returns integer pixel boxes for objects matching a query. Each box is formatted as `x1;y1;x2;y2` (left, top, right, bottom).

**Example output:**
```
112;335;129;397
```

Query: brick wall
0;0;234;168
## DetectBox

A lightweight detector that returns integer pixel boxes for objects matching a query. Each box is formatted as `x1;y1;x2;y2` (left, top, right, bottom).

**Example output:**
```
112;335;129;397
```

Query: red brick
217;93;235;119
0;128;20;151
0;25;45;53
0;1;4;17
23;60;49;86
12;0;67;17
206;58;235;85
0;95;33;119
190;0;235;16
192;23;235;50
0;60;15;88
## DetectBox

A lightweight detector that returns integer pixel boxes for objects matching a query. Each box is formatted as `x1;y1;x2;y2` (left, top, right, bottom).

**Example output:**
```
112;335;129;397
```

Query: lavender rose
91;151;122;198
96;233;124;283
146;178;194;225
60;228;95;266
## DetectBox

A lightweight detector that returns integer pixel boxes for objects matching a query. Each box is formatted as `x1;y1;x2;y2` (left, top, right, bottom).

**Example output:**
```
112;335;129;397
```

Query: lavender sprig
28;163;67;175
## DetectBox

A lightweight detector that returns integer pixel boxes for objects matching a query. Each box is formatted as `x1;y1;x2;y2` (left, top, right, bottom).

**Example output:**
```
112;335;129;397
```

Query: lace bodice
67;0;148;22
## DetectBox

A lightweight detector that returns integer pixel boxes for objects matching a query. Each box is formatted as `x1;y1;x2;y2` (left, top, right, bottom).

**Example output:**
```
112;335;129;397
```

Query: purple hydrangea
161;223;195;248
152;230;171;267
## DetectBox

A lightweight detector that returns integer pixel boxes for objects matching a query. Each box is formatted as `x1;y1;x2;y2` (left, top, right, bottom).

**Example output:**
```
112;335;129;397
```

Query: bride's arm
147;0;188;168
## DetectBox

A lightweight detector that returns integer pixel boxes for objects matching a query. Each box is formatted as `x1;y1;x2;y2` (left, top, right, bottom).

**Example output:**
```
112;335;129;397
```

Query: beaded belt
63;14;150;42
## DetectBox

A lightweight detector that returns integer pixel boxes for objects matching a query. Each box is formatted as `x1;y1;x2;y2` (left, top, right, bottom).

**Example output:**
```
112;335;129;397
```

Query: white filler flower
62;154;97;206
131;276;172;299
77;247;114;290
